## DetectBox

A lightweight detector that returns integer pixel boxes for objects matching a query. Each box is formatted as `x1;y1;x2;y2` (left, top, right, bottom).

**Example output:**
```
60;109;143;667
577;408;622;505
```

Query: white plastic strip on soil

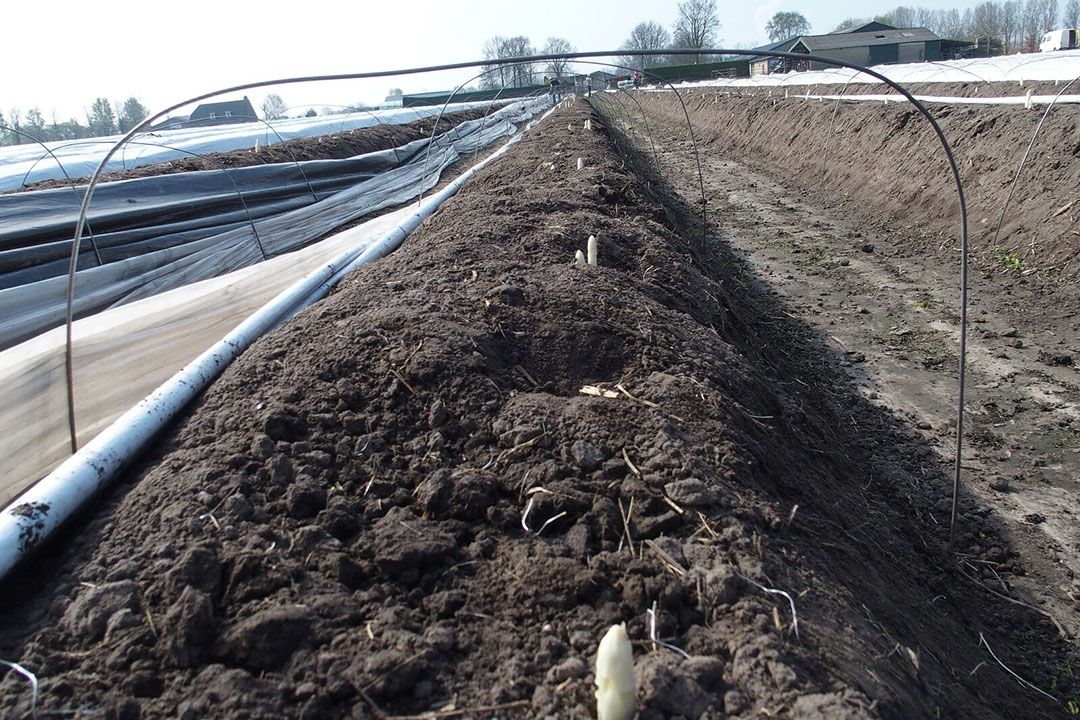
0;101;505;192
0;98;547;507
0;96;560;580
664;49;1080;91
725;92;1080;105
0;206;410;508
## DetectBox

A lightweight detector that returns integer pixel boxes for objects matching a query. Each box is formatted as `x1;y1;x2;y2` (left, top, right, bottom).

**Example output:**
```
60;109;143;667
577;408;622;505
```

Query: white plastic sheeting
0;97;548;508
0;101;501;192
0;207;410;508
0;100;546;350
760;92;1080;105
0;103;550;579
666;50;1080;90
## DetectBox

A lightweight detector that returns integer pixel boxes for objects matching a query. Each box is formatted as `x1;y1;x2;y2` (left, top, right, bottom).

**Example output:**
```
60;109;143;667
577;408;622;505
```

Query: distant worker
586;75;593;97
633;71;641;88
550;76;562;102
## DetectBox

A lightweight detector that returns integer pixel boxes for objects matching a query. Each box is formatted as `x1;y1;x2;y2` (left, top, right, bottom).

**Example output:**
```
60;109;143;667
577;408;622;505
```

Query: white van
1040;28;1079;52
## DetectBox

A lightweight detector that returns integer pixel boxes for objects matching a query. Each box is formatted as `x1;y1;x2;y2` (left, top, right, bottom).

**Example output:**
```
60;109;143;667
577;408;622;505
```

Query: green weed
992;245;1023;272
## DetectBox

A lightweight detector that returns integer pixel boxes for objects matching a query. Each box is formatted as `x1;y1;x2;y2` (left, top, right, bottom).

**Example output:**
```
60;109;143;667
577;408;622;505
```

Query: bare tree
1065;0;1080;27
877;6;916;26
481;36;536;90
1000;1;1021;51
672;0;721;64
482;36;511;89
619;21;671;70
1022;0;1042;48
936;8;968;37
1042;0;1060;31
765;11;810;41
971;1;1003;52
542;37;575;77
833;17;871;32
914;7;936;27
261;93;287;120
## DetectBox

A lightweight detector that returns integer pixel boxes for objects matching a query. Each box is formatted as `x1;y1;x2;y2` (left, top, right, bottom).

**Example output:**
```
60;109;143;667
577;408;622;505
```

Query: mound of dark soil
0;99;1070;719
633;91;1080;289
12;108;490;192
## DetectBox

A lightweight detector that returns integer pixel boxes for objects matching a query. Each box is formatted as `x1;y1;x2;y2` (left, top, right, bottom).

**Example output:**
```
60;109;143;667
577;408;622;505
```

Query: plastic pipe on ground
0;115;537;582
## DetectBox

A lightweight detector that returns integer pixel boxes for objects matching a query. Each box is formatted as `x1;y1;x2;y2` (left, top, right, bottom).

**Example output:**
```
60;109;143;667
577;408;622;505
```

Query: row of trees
841;0;1078;53
480;0;723;85
619;0;722;69
1;96;149;147
480;36;577;89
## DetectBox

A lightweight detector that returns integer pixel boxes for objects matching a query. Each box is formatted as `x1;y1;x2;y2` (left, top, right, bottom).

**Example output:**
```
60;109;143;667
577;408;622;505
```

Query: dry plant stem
535;511;567;535
645;538;687;576
353;681;388;720
735;571;800;639
0;660;38;719
618;497;636;558
957;566;1070;640
386;700;531;719
521;497;535;533
978;632;1057;702
646;605;691;659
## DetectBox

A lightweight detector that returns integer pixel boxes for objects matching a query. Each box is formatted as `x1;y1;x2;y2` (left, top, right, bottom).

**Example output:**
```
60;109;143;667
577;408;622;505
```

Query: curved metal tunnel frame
0;124;103;265
57;48;971;542
990;73;1080;251
594;49;970;545
18;137;272;271
417;63;551;205
125;113;320;204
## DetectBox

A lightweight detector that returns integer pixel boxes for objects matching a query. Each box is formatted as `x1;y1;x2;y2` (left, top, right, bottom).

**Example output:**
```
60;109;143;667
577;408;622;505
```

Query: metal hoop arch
61;49;970;544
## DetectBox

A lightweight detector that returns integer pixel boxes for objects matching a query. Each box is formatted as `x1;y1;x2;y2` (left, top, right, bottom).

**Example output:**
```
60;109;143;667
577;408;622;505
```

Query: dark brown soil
630;90;1080;287
0;98;1073;720
11;108;490;193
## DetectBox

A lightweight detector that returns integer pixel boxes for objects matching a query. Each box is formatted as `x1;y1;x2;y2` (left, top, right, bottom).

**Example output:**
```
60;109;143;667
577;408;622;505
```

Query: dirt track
0;97;1076;719
608;89;1080;621
631;88;1080;286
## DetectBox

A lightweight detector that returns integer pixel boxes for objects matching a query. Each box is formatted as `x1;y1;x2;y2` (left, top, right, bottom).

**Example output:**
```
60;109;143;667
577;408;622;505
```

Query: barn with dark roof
189;96;258;126
788;25;942;70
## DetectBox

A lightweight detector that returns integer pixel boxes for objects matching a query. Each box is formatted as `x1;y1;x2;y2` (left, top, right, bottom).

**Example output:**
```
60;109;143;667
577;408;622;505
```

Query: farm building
786;24;943;70
189;96;258;126
750;23;954;74
401;84;548;107
749;39;800;76
646;58;750;83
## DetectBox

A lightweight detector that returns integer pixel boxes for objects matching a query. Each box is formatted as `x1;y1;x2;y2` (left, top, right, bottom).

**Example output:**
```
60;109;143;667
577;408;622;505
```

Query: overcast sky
5;0;979;122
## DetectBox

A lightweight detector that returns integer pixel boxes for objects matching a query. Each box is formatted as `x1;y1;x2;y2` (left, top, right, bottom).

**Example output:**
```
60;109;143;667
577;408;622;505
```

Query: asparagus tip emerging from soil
595;623;636;720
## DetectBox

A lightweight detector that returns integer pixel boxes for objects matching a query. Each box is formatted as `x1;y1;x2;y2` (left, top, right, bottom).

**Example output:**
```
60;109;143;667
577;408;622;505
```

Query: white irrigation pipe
0;107;549;582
